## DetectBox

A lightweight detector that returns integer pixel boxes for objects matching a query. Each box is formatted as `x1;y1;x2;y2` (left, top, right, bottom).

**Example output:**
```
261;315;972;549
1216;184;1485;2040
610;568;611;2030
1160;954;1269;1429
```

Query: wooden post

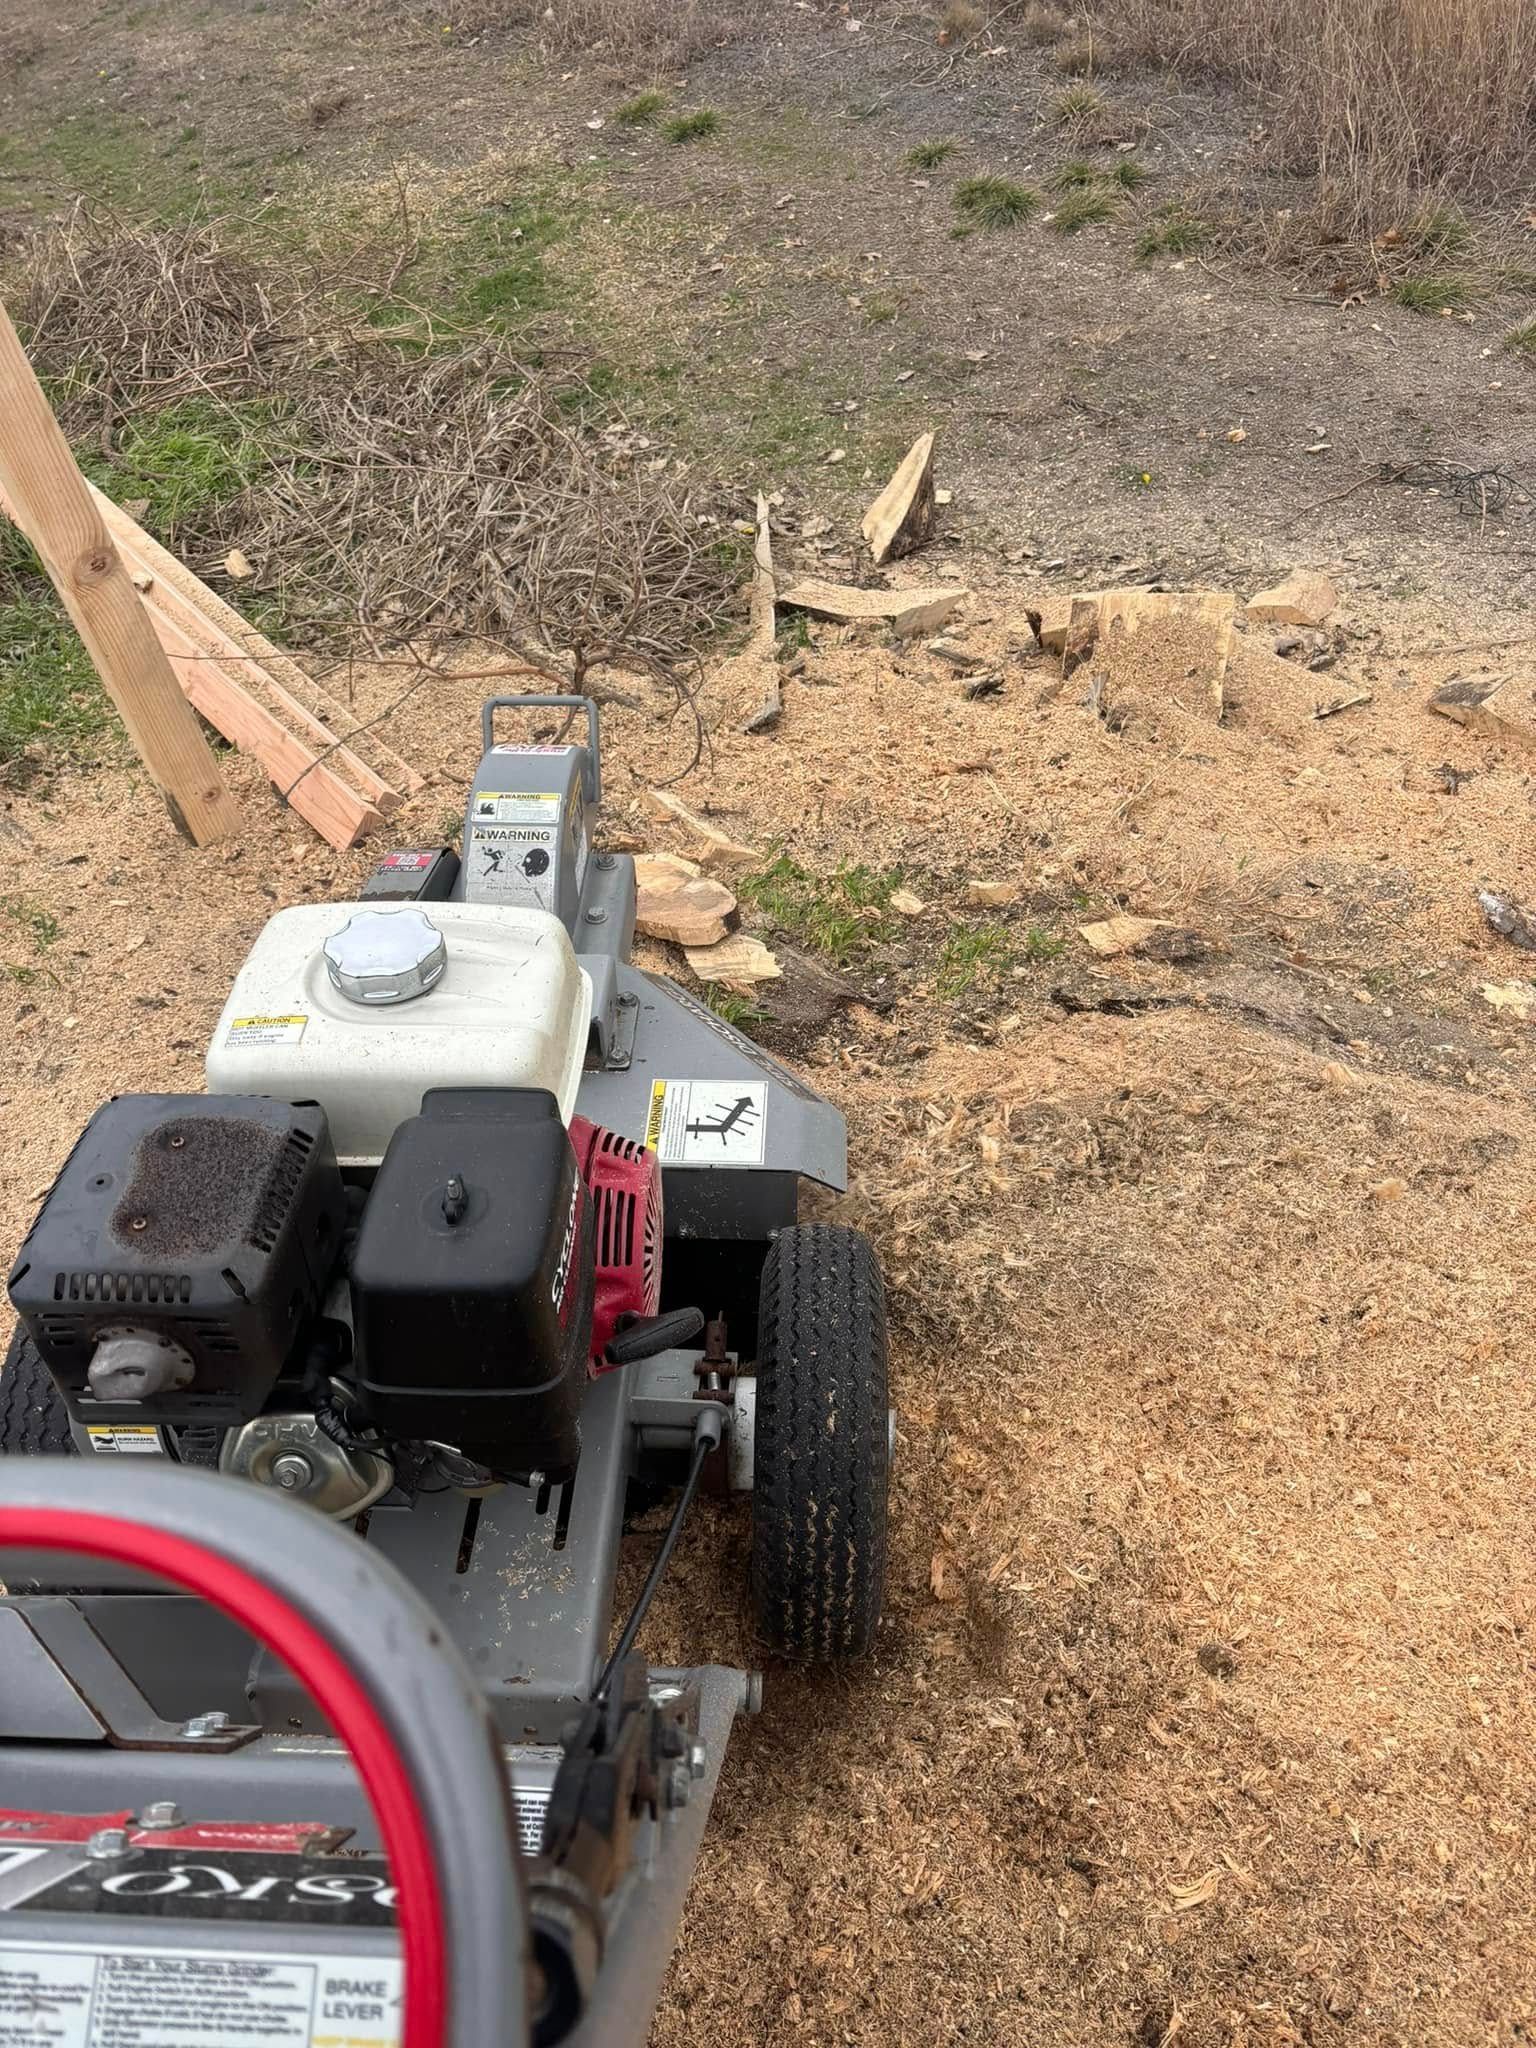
0;298;242;844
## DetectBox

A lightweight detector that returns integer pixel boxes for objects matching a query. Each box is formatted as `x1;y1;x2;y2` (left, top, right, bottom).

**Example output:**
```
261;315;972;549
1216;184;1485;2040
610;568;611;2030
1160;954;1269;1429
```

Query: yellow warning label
226;1014;308;1047
470;790;561;824
645;1080;668;1153
86;1425;162;1455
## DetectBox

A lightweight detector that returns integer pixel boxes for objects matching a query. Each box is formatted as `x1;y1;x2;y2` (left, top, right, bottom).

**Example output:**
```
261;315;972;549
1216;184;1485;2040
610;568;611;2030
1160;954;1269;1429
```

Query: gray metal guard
0;1459;531;2048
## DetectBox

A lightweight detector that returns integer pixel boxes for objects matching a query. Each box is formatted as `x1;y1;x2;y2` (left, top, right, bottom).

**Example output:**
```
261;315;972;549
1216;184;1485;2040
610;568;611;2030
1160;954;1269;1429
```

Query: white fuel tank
206;901;592;1163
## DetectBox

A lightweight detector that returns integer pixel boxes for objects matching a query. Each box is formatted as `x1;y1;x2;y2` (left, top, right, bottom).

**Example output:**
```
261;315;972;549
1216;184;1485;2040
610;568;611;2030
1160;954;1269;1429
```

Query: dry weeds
1094;0;1536;234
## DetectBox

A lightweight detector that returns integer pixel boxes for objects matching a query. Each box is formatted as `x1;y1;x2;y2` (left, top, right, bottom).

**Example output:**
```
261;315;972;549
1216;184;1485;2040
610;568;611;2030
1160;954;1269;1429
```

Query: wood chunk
683;934;782;985
1078;914;1216;962
1079;915;1174;957
966;879;1018;908
890;888;926;915
1430;673;1536;751
1095;589;1234;719
737;492;782;735
1029;591;1103;656
635;857;736;947
1313;687;1372;719
646;789;760;864
1061;595;1103;680
1244;570;1338;628
779;577;966;637
861;432;936;565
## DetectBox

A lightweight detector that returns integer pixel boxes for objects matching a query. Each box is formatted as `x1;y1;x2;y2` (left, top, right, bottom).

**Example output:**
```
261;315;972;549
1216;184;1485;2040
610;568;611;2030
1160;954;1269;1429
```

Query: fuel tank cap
323;907;447;1005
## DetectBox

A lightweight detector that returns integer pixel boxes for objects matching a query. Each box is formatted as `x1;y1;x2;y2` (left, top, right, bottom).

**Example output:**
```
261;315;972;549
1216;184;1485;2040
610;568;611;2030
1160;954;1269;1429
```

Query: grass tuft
1409;200;1473;259
1108;157;1150;189
1135;203;1209;260
663;109;721;145
1391;271;1471;314
614;90;668;127
1504;318;1536;357
1052;83;1105;125
1048;158;1103;190
936;924;1012;997
738;854;904;960
1050;186;1119;233
907;138;959;170
954;175;1041;230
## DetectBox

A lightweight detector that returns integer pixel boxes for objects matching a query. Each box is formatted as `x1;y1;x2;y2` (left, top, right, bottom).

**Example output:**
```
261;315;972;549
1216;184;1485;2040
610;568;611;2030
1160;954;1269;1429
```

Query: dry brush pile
12;207;740;694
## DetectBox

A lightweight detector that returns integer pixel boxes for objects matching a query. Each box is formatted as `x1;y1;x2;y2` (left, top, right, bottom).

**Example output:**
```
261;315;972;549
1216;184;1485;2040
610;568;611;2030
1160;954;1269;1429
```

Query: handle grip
480;695;601;806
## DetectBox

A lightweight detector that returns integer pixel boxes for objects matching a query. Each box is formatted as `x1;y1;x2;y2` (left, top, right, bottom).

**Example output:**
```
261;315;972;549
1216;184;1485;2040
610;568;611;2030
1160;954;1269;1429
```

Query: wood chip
683;933;782;985
223;547;255;580
1078;914;1171;957
779;577;966;638
966;879;1018;908
1169;1869;1222;1912
646;789;760;864
634;856;736;947
1430;674;1536;751
890;888;926;916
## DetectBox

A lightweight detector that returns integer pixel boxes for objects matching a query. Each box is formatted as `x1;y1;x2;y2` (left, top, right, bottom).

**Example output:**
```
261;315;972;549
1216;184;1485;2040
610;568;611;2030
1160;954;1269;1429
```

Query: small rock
1197;1640;1237;1679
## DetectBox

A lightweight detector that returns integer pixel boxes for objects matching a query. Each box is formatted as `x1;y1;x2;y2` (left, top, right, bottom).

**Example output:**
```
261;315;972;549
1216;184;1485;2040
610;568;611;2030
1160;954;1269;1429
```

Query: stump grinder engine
0;697;891;2048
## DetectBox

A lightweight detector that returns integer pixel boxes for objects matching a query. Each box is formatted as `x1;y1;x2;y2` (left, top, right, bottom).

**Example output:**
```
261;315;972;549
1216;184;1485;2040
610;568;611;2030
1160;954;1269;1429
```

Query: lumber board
148;604;382;849
92;504;400;815
0;300;243;845
89;485;423;798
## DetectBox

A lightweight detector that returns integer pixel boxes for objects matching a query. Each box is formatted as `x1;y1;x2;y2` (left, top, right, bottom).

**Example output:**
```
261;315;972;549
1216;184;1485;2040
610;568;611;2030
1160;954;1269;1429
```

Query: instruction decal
225;1015;307;1049
84;1426;161;1456
466;823;557;912
0;1940;401;2047
471;790;562;825
646;1081;768;1166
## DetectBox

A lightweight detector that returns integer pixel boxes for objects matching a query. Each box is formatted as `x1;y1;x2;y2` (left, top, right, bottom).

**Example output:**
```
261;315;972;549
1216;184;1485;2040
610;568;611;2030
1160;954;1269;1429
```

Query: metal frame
0;699;836;2046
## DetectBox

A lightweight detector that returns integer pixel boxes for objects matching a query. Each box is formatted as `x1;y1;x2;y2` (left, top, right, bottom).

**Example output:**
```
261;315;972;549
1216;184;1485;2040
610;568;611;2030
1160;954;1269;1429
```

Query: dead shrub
1092;0;1536;232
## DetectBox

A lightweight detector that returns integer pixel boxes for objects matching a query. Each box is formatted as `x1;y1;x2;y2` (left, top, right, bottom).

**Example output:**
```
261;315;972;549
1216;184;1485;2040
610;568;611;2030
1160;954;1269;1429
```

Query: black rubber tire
0;1326;75;1456
749;1223;889;1661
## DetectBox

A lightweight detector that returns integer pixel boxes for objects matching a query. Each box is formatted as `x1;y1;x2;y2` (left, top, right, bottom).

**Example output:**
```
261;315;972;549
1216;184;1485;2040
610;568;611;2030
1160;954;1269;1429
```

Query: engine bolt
169;1134;185;1149
271;1452;314;1493
584;907;608;925
181;1711;231;1740
595;852;617;872
138;1802;182;1830
129;1216;148;1232
687;1740;707;1781
86;1827;132;1860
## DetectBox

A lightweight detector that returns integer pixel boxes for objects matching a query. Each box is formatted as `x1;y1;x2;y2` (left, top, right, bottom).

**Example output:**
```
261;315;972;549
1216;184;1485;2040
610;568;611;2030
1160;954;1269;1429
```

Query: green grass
1505;318;1536;358
1391;271;1472;314
614;90;667;128
1409;201;1473;261
1048;159;1102;191
1108;158;1150;190
936;924;1012;997
1;109;219;222
906;139;958;170
1050;186;1119;233
2;892;62;984
738;854;904;960
1020;926;1066;962
1052;84;1105;125
663;109;721;145
0;529;118;775
1135;203;1209;261
954;176;1041;230
1497;266;1536;297
704;986;768;1033
88;397;278;540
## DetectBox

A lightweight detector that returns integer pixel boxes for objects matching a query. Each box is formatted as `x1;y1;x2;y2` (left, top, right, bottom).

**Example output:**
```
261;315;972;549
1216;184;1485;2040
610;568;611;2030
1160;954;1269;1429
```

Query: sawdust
4;588;1536;2046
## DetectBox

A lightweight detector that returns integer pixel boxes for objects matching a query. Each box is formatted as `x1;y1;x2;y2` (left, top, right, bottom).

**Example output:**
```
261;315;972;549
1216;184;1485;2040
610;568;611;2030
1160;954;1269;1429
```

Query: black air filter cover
6;1094;345;1425
349;1088;594;1478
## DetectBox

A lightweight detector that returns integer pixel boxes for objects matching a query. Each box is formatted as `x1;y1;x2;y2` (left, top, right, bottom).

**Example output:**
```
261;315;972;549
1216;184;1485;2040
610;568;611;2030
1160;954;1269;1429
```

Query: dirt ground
5;5;1536;2047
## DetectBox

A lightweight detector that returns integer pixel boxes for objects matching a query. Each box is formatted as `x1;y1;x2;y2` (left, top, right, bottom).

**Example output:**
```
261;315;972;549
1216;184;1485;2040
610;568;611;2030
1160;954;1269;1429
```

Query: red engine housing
567;1115;663;1370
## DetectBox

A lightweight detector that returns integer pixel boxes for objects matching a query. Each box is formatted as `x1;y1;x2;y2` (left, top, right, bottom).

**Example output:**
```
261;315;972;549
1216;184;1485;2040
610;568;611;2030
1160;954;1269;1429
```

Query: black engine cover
349;1088;594;1477
7;1094;346;1425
